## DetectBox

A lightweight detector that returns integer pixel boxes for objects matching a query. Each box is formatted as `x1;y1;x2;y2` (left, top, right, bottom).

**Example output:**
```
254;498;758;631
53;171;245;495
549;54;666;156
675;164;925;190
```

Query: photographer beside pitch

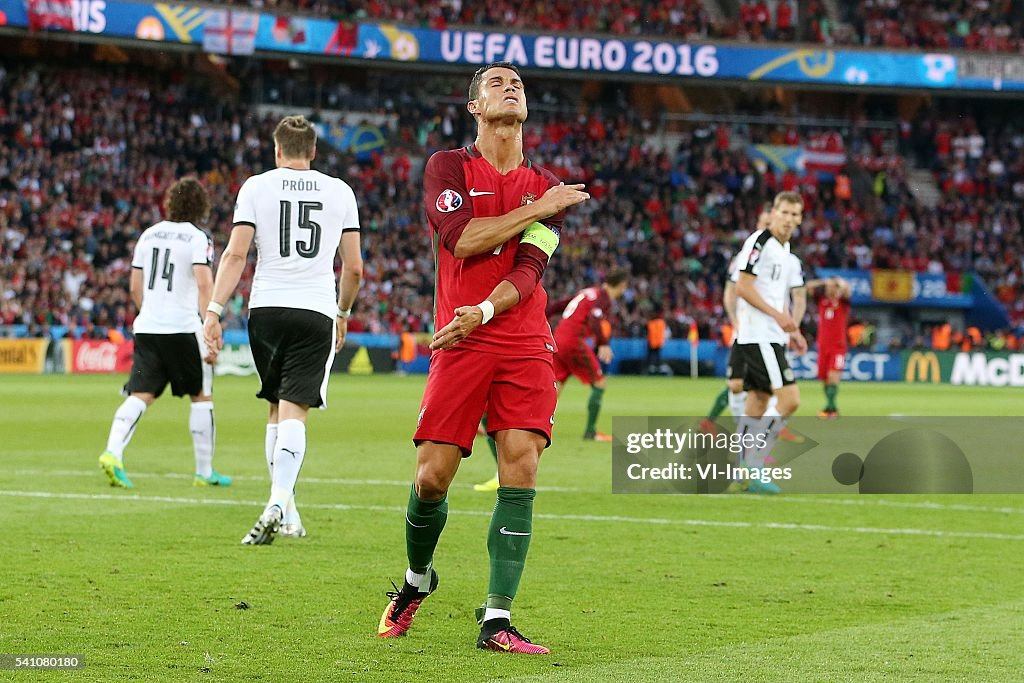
377;62;589;655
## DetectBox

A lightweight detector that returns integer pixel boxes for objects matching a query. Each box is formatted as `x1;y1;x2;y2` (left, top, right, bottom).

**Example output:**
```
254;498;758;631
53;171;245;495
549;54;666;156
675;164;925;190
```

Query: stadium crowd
209;0;1024;52
1;59;1022;351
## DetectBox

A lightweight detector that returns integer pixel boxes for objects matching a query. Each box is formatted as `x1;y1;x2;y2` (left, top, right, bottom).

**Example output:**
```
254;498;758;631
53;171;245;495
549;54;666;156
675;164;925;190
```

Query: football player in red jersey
548;269;629;441
805;277;852;418
377;62;589;655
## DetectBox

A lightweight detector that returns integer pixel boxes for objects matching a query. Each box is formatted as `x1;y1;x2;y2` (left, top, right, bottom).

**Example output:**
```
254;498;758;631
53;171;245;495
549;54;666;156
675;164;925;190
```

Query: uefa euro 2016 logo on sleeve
435;189;463;213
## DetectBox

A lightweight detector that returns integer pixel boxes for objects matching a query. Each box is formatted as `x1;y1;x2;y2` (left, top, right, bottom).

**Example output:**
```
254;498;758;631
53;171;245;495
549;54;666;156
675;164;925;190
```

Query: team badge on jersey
747;247;761;265
435;189;463;213
521;191;537;206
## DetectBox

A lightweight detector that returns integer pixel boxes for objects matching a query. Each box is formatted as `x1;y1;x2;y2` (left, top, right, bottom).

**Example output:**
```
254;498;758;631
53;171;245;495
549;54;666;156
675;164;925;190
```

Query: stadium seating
203;0;1024;51
1;59;1022;350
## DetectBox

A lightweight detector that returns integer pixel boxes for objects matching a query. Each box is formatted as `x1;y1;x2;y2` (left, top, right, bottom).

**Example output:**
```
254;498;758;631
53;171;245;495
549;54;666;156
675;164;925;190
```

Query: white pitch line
9;469;580;492
8;469;1024;515
3;489;1024;541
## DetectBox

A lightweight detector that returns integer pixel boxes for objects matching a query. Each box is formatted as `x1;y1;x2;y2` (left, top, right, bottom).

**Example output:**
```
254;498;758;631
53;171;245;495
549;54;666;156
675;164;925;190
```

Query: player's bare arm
129;268;144;309
789;285;809;354
723;280;738;330
203;224;254;354
194;264;217;363
335;231;363;352
737;272;797;332
431;280;522;350
433;225;556;350
453;183;588;258
791;285;807;329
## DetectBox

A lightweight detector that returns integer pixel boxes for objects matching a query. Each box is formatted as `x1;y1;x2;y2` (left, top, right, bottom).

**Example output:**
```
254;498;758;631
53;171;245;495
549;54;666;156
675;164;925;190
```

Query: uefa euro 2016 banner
4;0;1024;92
815;269;973;308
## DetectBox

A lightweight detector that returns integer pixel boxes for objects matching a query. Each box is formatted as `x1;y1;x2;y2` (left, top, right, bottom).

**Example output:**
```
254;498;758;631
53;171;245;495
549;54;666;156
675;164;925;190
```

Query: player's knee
728;379;743;394
498;455;539;488
779;393;800;416
594;377;607;390
414;472;449;501
132;392;156;406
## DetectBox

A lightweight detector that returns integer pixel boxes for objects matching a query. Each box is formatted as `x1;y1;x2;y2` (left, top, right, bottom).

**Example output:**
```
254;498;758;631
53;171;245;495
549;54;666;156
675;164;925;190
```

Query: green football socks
708;387;729;419
824;384;839;412
405;484;448;574
486;487;535;610
585;387;605;436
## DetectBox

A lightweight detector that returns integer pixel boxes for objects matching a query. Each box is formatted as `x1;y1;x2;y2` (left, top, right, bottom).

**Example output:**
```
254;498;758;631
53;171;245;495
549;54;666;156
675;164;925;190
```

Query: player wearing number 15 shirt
203;115;363;545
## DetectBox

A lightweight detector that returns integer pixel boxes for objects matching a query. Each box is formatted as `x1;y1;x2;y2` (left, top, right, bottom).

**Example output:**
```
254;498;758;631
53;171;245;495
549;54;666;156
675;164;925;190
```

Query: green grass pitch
1;374;1022;681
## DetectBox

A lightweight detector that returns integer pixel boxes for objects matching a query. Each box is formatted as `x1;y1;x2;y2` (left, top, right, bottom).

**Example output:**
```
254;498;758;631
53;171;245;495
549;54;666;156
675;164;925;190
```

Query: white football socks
265;423;278;477
728;390;748;420
106;396;147;460
190;401;215;478
284;493;302;527
267;422;302;525
484;608;511;623
406;568;425;589
269;419;305;512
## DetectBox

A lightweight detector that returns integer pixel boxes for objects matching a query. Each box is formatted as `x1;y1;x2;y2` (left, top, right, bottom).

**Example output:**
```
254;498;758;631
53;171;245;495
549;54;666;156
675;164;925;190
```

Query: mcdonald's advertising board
902;350;1024;386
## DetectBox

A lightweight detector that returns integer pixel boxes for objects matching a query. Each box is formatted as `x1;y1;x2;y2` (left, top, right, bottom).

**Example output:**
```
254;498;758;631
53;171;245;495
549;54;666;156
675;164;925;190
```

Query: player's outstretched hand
430;306;484;350
203;313;224;357
335;317;347;352
536;182;590;217
597;344;613;364
789;330;808;355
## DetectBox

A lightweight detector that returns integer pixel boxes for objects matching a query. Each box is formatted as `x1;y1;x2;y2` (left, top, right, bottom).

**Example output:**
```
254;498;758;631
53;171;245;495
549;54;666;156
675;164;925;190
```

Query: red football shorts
553;345;603;385
414;348;557;456
818;348;846;381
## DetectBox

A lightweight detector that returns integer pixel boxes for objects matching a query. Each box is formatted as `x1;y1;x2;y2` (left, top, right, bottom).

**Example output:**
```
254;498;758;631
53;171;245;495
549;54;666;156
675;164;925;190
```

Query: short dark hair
273;115;316;160
468;62;522;101
164;177;210;224
605;268;629;287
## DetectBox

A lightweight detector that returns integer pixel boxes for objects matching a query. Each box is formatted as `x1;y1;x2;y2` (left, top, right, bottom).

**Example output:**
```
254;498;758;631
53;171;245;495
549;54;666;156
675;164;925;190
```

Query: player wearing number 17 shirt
377;62;590;655
203;115;363;545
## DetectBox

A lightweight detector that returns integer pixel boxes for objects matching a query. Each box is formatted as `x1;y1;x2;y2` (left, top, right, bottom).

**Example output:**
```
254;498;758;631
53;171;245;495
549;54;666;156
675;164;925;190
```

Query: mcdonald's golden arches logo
905;351;940;383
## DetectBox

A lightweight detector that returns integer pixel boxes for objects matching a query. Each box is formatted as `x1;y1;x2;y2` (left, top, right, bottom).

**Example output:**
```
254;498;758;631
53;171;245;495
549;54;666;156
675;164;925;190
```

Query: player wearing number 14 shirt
99;177;231;490
203;115;363;545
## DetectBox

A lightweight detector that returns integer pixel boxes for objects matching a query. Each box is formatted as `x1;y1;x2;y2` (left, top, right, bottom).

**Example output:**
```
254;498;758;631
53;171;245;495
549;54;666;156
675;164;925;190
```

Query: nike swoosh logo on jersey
499;527;531;536
469;188;495;196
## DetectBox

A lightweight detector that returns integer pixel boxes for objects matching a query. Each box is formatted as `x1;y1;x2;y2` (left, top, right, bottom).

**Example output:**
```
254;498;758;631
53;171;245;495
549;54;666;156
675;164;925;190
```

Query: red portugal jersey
551;286;612;350
424;145;563;357
817;295;850;351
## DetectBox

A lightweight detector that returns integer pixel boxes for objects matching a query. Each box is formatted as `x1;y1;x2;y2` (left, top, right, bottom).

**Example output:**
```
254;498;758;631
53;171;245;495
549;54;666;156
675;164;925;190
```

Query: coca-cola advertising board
64;339;134;373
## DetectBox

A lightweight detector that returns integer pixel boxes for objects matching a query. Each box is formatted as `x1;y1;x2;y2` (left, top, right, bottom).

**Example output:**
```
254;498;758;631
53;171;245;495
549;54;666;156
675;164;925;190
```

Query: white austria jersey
728;254;741;283
734;229;802;344
233;168;359;319
787;252;805;291
131;221;213;334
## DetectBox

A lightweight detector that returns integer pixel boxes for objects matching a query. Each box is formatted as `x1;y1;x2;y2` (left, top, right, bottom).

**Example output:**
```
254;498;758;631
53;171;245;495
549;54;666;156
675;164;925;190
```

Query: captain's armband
520;222;560;257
